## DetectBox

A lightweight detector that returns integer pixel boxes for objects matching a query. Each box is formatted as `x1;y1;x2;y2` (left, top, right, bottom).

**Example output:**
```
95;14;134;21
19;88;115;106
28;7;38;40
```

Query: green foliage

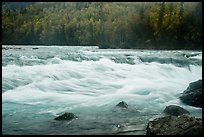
2;2;202;49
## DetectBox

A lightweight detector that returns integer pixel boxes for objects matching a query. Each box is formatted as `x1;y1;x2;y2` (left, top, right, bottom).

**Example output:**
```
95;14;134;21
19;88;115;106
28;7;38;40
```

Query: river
2;46;202;135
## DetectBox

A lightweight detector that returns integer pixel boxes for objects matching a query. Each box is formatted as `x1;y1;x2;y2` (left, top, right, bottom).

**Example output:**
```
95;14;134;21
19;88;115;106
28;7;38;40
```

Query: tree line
2;2;202;49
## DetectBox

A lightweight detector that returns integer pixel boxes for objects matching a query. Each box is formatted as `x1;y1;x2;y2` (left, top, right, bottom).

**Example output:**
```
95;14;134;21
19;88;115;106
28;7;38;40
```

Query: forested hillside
2;2;202;49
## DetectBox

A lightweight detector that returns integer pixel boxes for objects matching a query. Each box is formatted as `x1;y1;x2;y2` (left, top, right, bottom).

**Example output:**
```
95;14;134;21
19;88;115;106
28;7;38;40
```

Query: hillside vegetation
2;2;202;49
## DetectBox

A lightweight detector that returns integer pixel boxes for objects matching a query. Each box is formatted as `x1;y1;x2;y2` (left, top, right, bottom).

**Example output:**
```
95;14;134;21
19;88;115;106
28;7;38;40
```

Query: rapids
2;46;202;135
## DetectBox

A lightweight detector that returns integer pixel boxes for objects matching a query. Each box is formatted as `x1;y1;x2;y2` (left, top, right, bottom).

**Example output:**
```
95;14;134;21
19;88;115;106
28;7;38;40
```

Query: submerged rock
163;105;190;116
116;101;128;109
180;79;202;108
54;112;78;121
146;115;202;135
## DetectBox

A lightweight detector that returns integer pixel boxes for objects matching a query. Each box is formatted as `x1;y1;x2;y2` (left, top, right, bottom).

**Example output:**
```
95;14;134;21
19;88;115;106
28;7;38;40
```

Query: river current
2;46;202;135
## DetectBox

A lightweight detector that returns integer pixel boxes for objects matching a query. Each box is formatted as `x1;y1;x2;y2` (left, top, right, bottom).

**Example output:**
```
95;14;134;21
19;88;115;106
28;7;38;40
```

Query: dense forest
2;2;202;49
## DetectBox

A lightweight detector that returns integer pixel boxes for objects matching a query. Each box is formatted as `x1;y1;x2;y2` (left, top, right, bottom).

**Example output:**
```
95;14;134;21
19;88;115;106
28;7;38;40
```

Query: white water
2;46;202;135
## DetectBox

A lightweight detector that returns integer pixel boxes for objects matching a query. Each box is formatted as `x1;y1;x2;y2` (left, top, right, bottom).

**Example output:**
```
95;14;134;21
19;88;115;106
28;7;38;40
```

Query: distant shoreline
2;45;202;51
2;44;98;46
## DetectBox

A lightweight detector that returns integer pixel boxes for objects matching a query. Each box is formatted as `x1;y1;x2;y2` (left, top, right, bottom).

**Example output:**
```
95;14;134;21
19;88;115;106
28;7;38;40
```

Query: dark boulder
163;105;190;116
32;47;39;50
146;115;202;135
180;79;202;108
54;112;78;121
116;101;128;109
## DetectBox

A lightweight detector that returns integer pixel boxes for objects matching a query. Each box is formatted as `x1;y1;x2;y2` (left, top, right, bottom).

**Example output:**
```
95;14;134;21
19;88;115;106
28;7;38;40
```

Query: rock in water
54;112;77;121
146;115;202;135
180;79;202;108
163;105;190;116
116;101;128;109
32;47;39;50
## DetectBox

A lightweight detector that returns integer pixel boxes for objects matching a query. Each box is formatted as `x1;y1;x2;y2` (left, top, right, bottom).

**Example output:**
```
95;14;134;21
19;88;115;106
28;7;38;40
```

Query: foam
2;48;202;119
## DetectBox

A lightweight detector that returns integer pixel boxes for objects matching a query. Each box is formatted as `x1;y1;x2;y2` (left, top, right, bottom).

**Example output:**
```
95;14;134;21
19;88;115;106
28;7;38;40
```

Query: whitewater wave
2;56;202;111
2;47;202;67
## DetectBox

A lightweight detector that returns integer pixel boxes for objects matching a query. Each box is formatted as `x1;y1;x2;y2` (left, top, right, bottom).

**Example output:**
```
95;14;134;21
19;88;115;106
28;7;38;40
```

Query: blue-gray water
2;46;202;135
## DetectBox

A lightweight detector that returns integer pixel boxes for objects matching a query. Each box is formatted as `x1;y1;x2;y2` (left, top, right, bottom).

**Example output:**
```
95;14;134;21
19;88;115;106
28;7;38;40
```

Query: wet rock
116;101;128;109
163;105;190;116
146;115;202;135
180;79;202;108
32;47;39;50
54;112;78;121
